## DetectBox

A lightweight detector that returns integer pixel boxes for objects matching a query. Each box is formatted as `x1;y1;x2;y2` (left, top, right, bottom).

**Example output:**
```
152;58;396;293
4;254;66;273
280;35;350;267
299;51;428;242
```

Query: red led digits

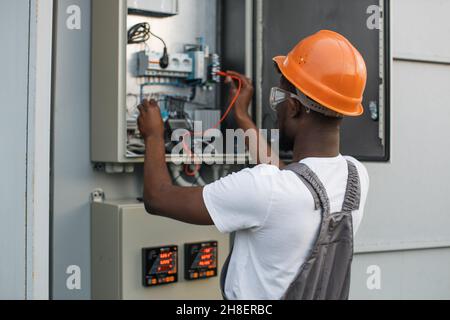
185;242;218;281
159;252;172;259
159;259;172;265
143;246;178;287
199;260;212;267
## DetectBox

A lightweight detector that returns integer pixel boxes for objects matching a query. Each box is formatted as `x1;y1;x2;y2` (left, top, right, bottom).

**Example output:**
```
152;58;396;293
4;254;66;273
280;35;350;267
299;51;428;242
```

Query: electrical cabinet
92;0;390;168
91;201;229;300
90;0;232;300
91;0;231;169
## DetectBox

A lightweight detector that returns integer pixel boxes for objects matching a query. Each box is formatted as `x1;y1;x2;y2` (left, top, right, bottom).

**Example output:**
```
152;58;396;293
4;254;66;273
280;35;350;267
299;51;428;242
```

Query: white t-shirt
203;155;369;300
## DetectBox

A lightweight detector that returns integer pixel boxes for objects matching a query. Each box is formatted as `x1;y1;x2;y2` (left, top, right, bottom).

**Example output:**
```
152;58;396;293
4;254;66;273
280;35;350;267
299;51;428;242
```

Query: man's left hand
137;99;165;141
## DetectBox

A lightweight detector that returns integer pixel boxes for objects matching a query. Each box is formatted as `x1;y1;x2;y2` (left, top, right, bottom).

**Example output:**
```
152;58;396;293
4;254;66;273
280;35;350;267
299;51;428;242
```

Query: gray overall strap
283;162;331;214
341;160;361;212
282;160;361;300
286;160;361;212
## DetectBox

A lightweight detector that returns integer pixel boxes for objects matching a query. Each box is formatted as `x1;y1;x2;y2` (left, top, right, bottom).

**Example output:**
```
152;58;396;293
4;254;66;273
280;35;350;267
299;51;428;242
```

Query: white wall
350;0;450;299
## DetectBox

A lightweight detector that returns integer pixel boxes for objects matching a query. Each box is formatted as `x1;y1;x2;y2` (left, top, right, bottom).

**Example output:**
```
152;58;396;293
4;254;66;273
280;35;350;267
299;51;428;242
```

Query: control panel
91;201;229;300
142;245;178;287
184;241;218;281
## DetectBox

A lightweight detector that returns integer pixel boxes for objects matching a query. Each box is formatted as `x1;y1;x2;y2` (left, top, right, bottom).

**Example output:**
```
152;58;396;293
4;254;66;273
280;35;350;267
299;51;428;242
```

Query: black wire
127;22;167;50
127;22;150;44
149;29;167;48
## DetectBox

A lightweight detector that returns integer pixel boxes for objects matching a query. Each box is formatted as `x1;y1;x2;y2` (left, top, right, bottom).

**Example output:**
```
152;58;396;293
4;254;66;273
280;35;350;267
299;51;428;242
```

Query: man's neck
291;126;340;162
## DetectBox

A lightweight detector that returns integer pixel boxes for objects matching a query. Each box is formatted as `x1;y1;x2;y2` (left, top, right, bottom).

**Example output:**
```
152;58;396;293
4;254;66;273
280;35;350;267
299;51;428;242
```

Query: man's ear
287;98;302;118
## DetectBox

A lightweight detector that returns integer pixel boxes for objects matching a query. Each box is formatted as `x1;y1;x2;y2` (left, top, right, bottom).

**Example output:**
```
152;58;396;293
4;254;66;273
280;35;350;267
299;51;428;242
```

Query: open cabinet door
221;0;390;162
0;0;30;299
0;0;52;300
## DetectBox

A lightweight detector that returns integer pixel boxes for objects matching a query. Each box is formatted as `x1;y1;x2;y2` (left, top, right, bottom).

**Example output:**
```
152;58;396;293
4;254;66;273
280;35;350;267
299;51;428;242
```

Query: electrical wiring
139;81;186;102
215;71;243;129
127;22;167;47
130;72;242;171
181;71;243;164
127;22;151;44
126;93;140;117
148;29;167;49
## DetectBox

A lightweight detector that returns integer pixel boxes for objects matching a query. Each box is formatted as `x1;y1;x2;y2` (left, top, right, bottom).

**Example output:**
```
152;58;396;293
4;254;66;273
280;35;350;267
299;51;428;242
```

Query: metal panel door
259;0;389;161
0;0;30;299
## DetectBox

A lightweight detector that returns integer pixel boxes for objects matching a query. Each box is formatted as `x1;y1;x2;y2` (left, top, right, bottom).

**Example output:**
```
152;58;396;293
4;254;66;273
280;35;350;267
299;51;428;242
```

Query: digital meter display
185;241;218;281
142;245;178;287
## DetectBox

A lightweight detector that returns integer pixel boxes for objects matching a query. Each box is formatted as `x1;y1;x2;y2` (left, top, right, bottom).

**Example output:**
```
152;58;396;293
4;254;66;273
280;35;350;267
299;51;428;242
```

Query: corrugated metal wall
350;0;450;299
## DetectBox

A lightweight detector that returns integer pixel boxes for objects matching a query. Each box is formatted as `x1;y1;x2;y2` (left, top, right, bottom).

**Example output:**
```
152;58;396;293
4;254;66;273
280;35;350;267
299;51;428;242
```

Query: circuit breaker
91;201;229;300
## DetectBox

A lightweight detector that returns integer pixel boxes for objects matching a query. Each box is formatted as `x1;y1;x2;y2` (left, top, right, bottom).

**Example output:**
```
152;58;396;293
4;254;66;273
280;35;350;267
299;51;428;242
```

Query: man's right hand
225;71;254;121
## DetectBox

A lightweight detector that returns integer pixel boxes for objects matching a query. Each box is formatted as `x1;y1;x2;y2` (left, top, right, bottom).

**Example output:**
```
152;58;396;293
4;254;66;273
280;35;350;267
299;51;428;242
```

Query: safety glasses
270;86;343;118
269;87;302;112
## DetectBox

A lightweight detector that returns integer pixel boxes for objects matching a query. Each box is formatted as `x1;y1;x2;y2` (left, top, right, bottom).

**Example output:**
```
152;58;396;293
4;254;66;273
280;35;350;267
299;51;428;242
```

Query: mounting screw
91;189;105;203
369;101;379;121
93;163;105;172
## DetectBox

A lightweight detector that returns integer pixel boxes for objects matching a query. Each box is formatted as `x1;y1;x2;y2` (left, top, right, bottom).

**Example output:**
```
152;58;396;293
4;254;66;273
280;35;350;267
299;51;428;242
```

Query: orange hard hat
273;30;367;116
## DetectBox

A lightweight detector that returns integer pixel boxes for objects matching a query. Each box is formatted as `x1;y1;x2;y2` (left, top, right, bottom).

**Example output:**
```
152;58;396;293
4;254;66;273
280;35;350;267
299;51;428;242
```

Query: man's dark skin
138;71;342;224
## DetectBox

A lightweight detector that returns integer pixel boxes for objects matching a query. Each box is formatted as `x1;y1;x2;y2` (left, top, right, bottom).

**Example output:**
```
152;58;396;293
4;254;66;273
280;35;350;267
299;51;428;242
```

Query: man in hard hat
137;30;370;300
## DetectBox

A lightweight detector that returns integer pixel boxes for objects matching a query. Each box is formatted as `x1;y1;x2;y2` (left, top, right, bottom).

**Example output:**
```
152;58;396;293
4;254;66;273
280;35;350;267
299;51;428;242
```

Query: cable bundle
127;22;151;44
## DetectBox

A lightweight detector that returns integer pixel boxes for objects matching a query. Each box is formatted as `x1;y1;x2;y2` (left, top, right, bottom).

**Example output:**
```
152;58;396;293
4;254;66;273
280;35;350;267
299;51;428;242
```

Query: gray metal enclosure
0;0;30;299
42;0;450;299
52;0;143;299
